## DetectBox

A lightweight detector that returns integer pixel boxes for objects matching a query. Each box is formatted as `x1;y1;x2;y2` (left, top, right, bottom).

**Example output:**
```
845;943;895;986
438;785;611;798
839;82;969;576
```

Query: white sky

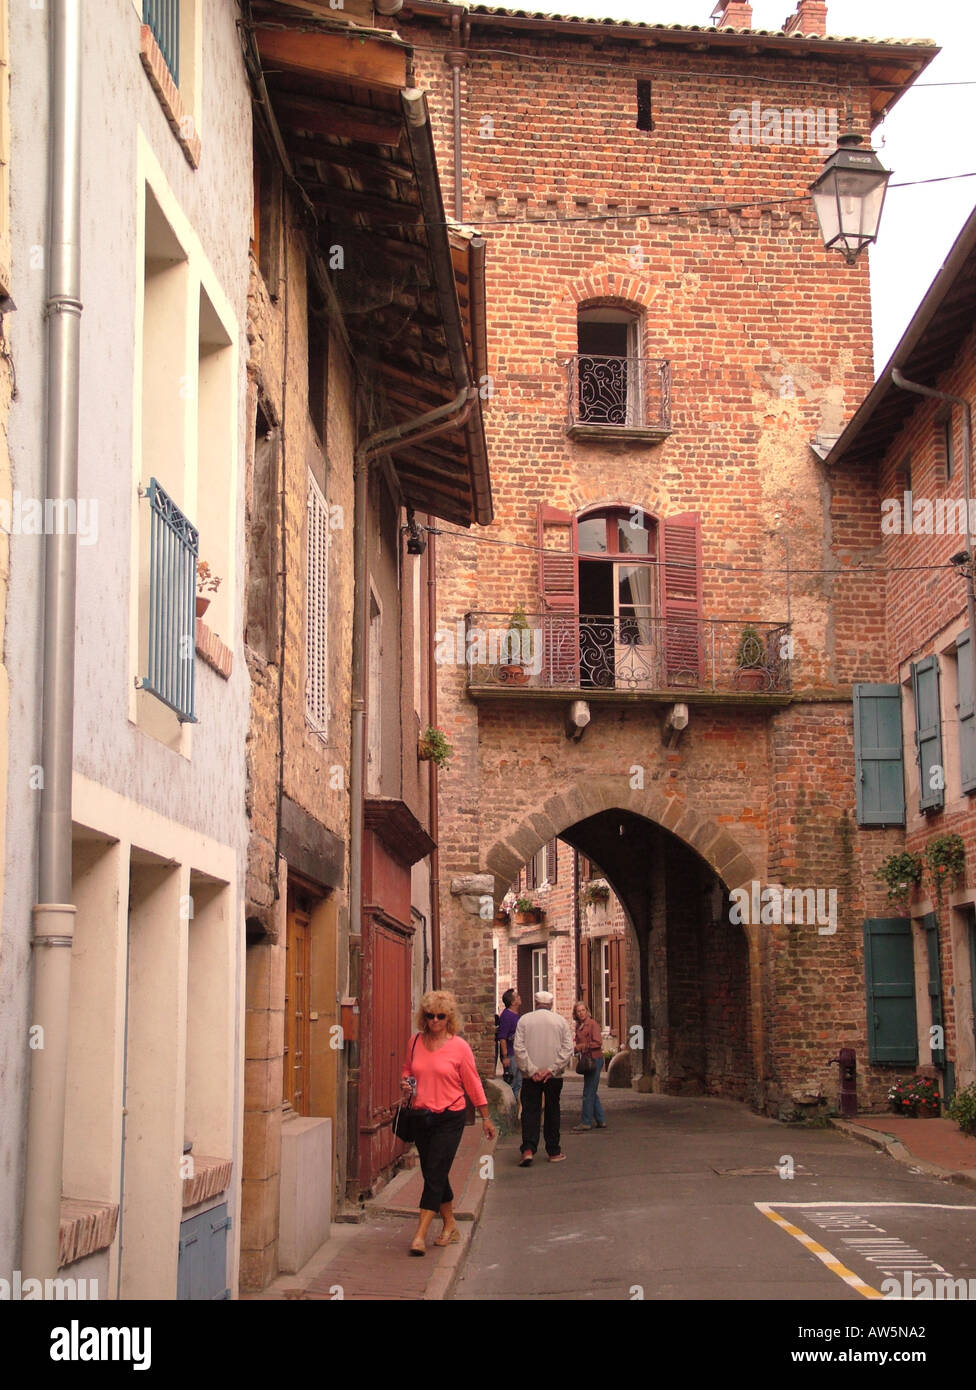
511;0;976;376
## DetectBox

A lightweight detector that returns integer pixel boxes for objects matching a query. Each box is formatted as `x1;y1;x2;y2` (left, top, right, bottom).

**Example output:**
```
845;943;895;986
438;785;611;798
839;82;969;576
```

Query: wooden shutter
305;473;330;731
538;505;579;685
911;656;944;812
660;513;703;683
853;683;906;826
956;631;976;794
546;838;558;884
922;913;945;1067
609;937;624;1042
863;917;918;1064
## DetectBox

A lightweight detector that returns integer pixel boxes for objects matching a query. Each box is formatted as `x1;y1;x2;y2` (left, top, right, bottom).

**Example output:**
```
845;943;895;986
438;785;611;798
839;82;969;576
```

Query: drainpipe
347;387;476;1193
426;528;441;988
891;370;976;717
446;11;466;223
22;0;82;1283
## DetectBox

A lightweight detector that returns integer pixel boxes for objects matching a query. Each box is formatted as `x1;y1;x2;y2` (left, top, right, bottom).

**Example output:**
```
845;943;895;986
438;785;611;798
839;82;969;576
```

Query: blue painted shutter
863;917;917;1064
956;631;976;794
921;912;945;1068
911;656;944;812
853;684;905;826
178;1204;231;1300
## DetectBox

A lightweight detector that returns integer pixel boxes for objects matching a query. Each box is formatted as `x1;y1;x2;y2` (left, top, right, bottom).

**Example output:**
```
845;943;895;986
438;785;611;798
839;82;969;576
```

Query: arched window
576;307;642;426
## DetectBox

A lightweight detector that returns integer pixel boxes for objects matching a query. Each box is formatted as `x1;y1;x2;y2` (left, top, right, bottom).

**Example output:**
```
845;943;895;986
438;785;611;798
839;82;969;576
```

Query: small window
531;947;549;997
576;308;641;427
307;263;329;446
636;80;653;132
305;472;330;734
942;415;955;483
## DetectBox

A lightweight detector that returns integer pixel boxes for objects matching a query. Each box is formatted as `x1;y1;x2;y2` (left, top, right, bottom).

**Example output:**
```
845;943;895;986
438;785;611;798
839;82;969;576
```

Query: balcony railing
140;477;198;723
144;0;180;84
566;355;671;439
463;613;791;697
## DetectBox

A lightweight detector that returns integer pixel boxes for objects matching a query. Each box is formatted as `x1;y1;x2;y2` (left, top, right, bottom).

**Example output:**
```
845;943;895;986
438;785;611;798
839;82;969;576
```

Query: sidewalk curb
830;1117;976;1193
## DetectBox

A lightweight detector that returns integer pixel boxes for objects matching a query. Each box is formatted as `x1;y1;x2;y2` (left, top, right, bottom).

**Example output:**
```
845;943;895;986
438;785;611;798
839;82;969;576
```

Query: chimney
711;0;753;28
783;0;828;37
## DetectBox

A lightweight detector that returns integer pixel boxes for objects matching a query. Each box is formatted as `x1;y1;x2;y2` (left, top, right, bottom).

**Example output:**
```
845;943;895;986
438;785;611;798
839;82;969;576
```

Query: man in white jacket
513;991;574;1165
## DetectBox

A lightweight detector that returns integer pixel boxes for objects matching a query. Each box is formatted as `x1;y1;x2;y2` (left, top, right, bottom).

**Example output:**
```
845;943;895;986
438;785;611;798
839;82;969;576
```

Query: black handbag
393;1035;422;1143
576;1052;596;1075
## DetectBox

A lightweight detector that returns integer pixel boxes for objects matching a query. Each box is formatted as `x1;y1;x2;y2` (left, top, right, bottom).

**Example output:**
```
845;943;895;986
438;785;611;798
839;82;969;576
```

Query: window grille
141;477;198;723
305;473;330;733
144;0;180;84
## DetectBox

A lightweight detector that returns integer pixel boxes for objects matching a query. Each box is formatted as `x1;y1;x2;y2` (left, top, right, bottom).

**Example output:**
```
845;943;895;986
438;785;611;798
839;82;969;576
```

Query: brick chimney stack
783;0;828;37
711;1;754;29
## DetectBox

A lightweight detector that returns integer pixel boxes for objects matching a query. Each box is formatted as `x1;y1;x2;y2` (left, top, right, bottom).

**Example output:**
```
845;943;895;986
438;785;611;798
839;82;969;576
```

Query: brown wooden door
359;911;414;1188
609;937;626;1043
284;905;311;1115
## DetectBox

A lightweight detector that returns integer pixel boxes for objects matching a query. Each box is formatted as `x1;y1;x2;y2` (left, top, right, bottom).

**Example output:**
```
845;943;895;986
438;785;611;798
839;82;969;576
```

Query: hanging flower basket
924;833;965;904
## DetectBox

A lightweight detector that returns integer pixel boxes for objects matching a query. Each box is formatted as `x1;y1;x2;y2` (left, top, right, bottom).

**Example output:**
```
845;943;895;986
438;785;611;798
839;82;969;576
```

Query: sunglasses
424;1012;448;1021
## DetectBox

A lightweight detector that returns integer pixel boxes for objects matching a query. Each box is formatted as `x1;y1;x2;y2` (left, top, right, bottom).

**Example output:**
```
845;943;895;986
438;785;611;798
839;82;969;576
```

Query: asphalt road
452;1078;976;1302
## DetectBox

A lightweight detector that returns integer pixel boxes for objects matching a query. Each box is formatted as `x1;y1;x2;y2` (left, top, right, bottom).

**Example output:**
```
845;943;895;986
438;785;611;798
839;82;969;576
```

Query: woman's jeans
580;1056;605;1126
412;1107;467;1212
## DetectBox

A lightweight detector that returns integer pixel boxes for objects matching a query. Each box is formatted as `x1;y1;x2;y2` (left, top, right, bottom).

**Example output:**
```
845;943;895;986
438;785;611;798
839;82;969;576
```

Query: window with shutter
863;917;918;1064
922;913;945;1067
853;684;906;826
305;473;330;733
538;505;579;685
911;656;945;812
546;838;558;885
660;513;703;684
956;631;976;794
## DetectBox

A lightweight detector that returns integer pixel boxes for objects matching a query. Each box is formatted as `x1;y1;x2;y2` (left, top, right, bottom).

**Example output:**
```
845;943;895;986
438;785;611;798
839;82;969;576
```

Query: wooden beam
274;93;403;148
307;184;424;224
358;355;455;401
255;26;407;92
288;136;415;183
395;464;472;506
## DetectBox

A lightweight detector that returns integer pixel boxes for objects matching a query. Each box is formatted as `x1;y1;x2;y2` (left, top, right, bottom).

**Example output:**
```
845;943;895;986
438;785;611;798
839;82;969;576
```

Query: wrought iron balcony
139;477;198;723
463;613;791;702
566;355;671;442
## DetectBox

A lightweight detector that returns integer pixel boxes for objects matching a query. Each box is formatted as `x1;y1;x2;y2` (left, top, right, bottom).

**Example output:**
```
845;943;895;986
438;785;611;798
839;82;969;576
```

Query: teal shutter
911;656;944;812
921;913;945;1068
853;684;906;826
863;917;918;1064
177;1204;231;1300
956;631;976;794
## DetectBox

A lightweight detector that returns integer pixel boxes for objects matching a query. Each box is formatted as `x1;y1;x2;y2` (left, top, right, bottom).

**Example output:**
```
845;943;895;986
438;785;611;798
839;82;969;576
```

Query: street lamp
810;133;892;265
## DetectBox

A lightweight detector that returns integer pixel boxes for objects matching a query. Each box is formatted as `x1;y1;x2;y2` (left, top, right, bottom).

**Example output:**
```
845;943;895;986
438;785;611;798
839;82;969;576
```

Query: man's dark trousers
520;1076;563;1156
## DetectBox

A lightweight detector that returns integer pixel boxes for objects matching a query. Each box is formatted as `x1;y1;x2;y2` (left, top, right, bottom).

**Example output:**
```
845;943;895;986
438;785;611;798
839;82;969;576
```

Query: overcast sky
517;0;976;376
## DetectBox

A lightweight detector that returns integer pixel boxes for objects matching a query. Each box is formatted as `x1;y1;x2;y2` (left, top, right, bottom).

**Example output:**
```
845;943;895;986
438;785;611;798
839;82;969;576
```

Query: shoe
409;1240;427;1256
547;1152;566;1162
571;1124;592;1132
595;1122;608;1129
519;1150;534;1167
433;1225;460;1247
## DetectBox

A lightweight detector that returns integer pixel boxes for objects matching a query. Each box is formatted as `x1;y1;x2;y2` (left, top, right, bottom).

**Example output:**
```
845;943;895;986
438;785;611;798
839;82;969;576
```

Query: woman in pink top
399;989;496;1255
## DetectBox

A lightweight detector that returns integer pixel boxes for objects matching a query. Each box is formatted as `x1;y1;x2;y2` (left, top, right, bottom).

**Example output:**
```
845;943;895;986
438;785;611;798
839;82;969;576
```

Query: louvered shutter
538;505;579;685
956;631;976;794
660;513;703;683
922;913;945;1067
305;474;330;732
911;656;944;812
546;838;558;884
853;683;906;826
863;918;917;1064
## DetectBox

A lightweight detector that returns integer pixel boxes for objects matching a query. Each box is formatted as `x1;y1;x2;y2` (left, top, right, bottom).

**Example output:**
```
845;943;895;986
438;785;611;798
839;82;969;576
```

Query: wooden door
284;905;311;1115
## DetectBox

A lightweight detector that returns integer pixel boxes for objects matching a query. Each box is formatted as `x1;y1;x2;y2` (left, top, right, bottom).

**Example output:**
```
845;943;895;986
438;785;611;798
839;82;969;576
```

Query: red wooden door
359;911;414;1189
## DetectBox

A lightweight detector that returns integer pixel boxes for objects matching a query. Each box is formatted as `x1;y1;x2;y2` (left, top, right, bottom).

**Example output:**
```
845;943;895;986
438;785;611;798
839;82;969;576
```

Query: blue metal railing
144;0;180;85
141;478;198;723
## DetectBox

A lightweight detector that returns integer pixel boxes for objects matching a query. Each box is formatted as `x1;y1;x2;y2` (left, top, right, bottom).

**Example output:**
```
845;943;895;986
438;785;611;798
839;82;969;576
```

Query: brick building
827;203;976;1101
391;0;938;1114
239;4;491;1286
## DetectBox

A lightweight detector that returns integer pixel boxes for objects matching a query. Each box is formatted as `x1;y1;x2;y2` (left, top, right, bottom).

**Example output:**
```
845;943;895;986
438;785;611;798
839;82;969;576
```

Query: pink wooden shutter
538;505;579;685
660;513;703;684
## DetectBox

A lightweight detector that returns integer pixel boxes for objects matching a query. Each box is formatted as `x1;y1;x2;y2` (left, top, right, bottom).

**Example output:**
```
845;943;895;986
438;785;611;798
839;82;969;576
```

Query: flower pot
515;909;542;925
499;664;529;686
735;666;766;692
195;596;211;618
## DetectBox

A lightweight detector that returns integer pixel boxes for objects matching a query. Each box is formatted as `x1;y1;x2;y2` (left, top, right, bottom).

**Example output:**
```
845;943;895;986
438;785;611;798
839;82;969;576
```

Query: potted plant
196;560;221;618
946;1080;976;1136
875;850;923;911
888;1074;940;1118
418;725;453;770
580;878;611;911
514;895;543;925
924;833;965;904
499;603;531;685
493;904;511;925
734;624;766;691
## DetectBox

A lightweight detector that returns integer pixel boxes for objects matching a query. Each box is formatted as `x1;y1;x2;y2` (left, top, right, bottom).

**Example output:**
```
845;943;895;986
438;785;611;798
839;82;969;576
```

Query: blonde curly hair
415;989;460;1036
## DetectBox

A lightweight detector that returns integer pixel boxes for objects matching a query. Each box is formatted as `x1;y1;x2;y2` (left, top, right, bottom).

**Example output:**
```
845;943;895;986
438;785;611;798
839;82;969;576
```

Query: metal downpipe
22;0;82;1283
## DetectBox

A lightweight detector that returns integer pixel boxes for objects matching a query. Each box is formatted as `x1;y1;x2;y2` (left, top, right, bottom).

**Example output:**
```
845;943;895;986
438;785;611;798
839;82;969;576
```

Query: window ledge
59;1197;119;1268
139;26;201;170
196;619;233;679
181;1155;232;1210
567;423;671;445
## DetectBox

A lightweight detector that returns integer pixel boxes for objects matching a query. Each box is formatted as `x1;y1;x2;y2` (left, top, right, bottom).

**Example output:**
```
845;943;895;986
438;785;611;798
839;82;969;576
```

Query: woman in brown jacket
571;1001;607;1131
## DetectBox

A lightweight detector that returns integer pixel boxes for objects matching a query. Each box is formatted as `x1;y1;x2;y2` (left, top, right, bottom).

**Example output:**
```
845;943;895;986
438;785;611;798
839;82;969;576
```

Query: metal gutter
22;0;82;1283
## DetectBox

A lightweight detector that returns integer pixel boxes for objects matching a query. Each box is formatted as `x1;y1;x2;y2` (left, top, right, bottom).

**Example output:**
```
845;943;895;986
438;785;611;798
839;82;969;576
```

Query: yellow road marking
756;1203;884;1298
